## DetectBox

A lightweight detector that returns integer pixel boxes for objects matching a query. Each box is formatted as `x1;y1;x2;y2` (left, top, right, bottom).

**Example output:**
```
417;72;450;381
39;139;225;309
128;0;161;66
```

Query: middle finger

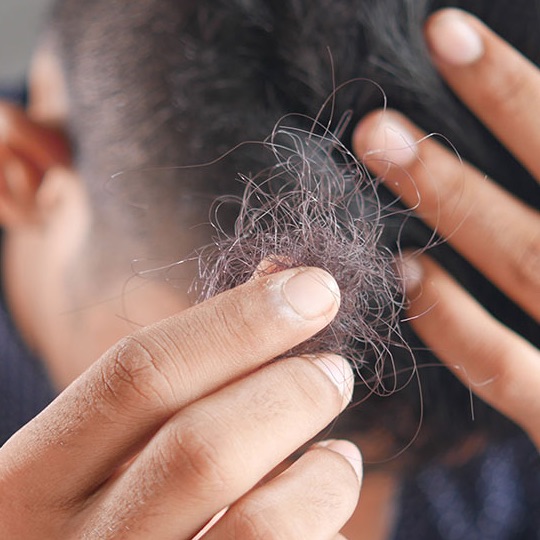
353;110;540;320
77;355;354;539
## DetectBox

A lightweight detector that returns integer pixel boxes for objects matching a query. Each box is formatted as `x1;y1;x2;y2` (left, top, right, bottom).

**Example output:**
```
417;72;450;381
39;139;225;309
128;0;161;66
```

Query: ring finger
404;256;540;447
203;440;361;540
76;354;354;539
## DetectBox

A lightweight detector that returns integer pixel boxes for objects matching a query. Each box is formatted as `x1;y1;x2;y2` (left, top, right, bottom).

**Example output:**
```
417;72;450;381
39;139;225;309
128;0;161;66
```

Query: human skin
0;7;538;539
354;8;540;451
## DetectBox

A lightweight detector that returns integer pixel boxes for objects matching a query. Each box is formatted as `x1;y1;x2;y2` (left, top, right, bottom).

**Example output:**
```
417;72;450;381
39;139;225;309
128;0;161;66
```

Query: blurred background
0;0;54;85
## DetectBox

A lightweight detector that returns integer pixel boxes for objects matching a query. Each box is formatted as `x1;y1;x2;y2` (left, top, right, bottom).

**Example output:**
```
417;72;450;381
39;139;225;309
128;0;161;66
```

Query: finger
353;110;540;320
202;440;361;540
1;268;340;502
0;102;70;170
424;8;540;182
402;256;540;448
75;356;355;539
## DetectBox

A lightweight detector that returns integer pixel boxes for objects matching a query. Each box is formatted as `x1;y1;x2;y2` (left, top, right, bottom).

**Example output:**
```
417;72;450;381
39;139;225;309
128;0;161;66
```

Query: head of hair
49;0;540;466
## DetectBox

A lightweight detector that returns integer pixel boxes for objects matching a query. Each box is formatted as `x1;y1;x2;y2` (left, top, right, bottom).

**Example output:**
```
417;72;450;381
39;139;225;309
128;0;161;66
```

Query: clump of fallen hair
195;119;409;396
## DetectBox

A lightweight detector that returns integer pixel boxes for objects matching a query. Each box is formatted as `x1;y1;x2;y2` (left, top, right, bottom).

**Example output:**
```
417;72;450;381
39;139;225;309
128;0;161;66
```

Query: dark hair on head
195;119;407;383
50;0;540;465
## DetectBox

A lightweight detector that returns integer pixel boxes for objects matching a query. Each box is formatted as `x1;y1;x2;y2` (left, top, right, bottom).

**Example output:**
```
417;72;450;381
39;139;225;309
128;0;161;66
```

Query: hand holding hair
354;8;540;448
0;266;360;538
1;5;539;539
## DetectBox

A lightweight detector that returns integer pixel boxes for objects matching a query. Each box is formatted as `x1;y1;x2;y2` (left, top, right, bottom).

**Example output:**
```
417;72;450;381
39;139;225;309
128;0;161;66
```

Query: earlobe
35;166;81;220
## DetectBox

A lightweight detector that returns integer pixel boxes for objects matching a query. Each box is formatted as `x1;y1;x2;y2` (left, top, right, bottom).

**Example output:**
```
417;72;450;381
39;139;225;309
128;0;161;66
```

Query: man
0;1;538;537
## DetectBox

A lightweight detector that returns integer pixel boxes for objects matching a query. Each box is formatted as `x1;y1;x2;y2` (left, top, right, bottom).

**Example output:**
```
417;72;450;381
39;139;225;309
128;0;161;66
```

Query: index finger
0;267;340;499
425;8;540;182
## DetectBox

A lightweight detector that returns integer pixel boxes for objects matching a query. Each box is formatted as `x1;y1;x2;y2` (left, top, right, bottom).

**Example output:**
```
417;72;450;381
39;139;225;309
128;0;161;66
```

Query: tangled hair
50;0;540;464
196;118;408;396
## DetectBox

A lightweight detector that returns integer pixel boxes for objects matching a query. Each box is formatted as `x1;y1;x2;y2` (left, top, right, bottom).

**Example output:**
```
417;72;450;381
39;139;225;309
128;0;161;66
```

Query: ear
0;102;71;228
35;165;85;224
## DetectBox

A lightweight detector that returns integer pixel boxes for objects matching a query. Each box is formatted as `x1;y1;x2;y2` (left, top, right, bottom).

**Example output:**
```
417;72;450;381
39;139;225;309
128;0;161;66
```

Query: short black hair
50;0;540;465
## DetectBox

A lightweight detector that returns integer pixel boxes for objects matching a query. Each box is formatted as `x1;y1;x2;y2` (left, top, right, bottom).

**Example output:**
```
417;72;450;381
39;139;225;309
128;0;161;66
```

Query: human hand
353;8;540;448
0;268;360;538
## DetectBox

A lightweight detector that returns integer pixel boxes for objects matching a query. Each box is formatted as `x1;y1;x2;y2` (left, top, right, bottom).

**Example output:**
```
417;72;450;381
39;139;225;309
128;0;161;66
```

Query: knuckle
97;335;175;413
291;449;360;527
208;298;264;359
229;500;275;540
168;419;232;493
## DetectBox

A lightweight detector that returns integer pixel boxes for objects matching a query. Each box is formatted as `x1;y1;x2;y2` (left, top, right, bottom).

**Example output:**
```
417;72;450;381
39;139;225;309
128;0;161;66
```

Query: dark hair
50;0;540;466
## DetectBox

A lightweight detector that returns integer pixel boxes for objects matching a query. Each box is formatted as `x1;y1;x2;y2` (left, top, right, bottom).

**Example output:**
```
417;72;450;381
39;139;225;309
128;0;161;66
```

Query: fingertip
310;354;355;407
353;109;418;169
425;8;484;66
316;439;363;484
397;252;425;296
352;109;380;157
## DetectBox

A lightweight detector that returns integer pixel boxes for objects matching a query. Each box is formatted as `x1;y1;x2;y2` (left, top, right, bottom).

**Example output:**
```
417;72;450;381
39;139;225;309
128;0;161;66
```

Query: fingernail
318;439;363;481
398;254;424;294
312;355;354;405
427;10;484;65
282;268;340;319
356;114;417;168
